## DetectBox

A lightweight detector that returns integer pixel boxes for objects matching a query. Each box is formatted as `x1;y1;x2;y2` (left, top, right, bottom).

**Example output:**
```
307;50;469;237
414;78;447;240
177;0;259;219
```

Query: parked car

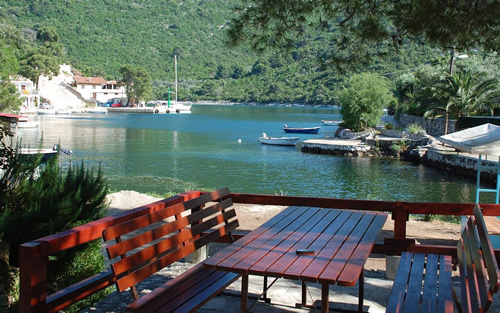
111;102;122;107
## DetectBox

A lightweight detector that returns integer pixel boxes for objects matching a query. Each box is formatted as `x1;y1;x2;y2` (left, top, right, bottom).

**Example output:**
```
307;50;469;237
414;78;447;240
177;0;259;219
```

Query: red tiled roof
74;76;107;85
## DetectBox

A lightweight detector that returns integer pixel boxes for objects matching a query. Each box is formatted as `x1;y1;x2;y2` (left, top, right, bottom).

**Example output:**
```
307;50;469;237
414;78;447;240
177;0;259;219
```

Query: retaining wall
399;114;456;136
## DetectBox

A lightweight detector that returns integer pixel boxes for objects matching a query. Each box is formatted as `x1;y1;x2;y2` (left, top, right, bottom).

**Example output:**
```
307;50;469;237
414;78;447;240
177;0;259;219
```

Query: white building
10;77;39;110
73;76;126;103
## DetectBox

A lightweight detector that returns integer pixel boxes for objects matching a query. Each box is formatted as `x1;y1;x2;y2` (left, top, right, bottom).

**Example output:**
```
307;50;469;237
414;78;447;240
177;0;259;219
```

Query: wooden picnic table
204;206;388;313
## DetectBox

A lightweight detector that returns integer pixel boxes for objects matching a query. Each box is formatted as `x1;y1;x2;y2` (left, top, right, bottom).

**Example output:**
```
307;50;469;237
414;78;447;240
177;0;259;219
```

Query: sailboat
166;56;192;114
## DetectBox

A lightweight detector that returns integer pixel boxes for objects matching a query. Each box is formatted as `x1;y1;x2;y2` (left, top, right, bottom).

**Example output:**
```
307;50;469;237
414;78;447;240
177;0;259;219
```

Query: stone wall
402;146;499;186
399;114;456;136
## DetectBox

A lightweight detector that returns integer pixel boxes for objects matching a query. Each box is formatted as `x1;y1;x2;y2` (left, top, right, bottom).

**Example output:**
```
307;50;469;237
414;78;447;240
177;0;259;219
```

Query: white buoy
238;139;242;143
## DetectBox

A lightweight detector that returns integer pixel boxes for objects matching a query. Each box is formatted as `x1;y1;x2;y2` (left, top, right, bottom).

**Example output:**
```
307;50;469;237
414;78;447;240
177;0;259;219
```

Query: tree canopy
120;64;152;105
339;73;395;131
227;0;500;68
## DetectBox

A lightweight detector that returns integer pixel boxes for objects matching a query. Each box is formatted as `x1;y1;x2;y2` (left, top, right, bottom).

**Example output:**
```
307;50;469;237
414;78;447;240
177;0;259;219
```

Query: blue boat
283;124;321;134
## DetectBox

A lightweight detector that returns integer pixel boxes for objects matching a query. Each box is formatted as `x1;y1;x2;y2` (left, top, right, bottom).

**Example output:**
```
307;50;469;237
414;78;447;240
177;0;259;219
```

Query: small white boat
87;107;108;114
18;144;72;162
16;116;39;128
321;120;342;126
258;133;300;146
36;109;56;115
56;109;72;114
167;102;192;113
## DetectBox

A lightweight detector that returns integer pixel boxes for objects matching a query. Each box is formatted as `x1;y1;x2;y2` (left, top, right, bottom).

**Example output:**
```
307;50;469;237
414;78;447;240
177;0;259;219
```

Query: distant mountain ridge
3;0;440;104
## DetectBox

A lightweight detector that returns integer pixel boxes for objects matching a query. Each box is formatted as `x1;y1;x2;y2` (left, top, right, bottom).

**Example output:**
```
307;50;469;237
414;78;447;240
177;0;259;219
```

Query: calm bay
18;104;488;203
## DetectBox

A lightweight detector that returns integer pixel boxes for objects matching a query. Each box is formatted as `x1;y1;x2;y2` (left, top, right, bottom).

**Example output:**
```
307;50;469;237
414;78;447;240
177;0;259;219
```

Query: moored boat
87;107;108;114
18;144;72;162
16;116;39;128
36;108;56;115
283;124;321;134
258;133;300;146
0;113;39;129
321;120;342;126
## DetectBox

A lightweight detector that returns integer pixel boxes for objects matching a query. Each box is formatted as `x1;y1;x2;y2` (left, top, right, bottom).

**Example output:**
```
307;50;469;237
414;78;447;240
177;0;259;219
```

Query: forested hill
2;0;442;104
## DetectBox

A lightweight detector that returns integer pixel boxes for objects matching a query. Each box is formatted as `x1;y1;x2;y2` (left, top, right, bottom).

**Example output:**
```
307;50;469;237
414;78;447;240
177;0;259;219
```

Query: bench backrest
103;188;238;296
457;204;500;313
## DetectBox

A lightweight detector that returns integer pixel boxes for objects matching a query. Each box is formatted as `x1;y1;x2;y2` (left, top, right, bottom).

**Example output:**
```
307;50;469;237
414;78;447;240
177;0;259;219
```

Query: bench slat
107;199;233;258
387;251;413;313
104;188;230;240
421;253;438;313
135;264;239;313
127;263;240;313
467;217;493;310
111;207;236;276
387;252;453;313
405;253;426;312
437;254;453;313
116;219;239;291
474;205;500;293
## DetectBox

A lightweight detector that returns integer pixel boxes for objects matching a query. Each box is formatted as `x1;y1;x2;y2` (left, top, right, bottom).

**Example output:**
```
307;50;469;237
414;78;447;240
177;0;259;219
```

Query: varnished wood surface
104;188;238;293
204;206;387;286
386;252;453;313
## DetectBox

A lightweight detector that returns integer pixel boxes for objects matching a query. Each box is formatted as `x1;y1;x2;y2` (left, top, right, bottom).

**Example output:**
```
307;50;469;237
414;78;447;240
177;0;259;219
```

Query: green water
18;105;492;203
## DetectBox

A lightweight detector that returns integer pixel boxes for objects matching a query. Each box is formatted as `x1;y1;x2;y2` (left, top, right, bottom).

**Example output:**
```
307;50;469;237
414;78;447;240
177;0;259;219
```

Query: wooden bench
387;204;500;313
102;188;241;313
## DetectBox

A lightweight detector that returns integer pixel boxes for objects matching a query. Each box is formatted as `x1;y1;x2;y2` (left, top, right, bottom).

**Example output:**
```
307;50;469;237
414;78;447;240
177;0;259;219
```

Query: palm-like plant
425;71;500;134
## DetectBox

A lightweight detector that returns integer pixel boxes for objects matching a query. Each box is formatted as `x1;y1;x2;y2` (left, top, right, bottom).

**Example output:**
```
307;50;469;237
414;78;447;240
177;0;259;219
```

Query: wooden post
393;203;409;240
19;241;49;313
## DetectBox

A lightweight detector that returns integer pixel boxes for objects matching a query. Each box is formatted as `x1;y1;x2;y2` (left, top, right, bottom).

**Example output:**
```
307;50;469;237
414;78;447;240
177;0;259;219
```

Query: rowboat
19;144;72;162
258;133;300;146
16;116;39;128
283;124;321;134
321;120;342;126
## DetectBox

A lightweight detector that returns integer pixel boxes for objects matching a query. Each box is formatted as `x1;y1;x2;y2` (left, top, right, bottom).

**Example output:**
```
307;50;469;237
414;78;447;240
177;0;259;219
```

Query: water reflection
13;105;494;203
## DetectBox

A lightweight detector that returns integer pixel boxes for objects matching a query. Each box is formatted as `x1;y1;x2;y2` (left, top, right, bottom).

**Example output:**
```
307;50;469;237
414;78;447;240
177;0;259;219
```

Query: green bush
407;123;426;134
0;127;109;310
0;158;109;265
339;72;396;131
385;123;394;130
47;240;112;313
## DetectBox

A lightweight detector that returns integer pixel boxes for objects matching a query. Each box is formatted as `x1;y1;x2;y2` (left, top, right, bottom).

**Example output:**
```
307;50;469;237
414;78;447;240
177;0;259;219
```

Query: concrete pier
301;136;499;185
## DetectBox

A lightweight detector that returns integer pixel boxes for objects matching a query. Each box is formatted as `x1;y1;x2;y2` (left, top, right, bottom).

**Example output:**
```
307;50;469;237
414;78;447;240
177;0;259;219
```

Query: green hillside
2;0;442;104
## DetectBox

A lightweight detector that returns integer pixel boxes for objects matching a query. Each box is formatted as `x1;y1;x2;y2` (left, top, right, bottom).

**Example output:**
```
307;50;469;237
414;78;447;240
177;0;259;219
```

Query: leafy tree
215;64;229;79
0;81;22;112
0;39;22;112
394;65;444;117
0;40;20;78
36;26;64;58
339;72;395;131
19;53;60;88
425;71;500;132
230;64;245;79
119;64;153;105
226;0;500;67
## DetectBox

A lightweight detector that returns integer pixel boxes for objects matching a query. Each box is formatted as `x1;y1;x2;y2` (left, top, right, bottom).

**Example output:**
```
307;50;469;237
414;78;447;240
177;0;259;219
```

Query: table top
204;206;388;286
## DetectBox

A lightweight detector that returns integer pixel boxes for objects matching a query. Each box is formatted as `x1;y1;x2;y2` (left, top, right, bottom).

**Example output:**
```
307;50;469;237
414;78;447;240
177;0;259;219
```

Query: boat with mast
166;55;192;114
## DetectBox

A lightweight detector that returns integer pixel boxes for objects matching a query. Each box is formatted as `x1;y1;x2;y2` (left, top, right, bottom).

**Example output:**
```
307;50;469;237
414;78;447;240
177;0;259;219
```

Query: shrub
339;72;396;131
385;123;394;130
0;158;109;265
0;127;109;310
407;123;426;134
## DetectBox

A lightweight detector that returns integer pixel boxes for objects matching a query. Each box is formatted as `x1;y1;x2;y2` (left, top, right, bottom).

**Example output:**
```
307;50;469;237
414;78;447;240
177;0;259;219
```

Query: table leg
321;283;329;313
263;276;271;303
301;281;307;306
241;274;248;313
358;269;364;312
